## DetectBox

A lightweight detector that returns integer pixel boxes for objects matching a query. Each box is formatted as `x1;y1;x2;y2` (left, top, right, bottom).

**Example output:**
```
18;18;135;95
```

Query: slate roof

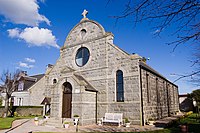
21;74;45;91
139;61;165;79
41;97;51;104
74;74;98;92
139;61;178;87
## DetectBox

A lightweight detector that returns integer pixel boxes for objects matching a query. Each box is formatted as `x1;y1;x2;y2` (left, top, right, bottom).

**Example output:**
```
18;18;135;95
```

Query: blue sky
0;0;197;94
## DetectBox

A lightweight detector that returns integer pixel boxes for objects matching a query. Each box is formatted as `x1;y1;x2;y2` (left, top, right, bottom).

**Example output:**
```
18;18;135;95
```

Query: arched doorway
62;82;72;118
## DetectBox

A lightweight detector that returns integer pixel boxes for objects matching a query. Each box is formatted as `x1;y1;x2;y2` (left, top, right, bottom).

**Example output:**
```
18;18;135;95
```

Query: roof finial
82;9;88;18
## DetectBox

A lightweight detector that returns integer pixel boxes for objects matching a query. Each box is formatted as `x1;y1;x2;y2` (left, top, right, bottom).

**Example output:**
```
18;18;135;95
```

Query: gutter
139;62;177;88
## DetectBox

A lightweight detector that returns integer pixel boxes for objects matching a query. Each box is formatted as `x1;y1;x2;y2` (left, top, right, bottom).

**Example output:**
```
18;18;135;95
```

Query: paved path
0;119;76;133
79;125;162;132
0;118;163;133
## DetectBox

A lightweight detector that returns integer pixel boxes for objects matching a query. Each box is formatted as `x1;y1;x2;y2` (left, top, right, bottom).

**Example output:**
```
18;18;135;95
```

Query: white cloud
7;27;59;48
19;62;34;69
25;58;36;63
0;0;50;26
7;28;20;38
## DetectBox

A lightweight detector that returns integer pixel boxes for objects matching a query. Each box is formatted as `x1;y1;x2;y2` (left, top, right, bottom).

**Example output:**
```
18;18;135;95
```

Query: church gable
60;20;112;71
64;20;106;47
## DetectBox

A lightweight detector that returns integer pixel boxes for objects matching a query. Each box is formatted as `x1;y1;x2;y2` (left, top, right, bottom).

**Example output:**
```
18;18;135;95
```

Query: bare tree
109;0;200;83
0;70;20;117
111;0;200;48
192;48;200;82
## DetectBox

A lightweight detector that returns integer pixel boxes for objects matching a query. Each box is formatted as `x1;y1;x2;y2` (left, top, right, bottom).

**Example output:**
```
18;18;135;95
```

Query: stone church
44;10;179;126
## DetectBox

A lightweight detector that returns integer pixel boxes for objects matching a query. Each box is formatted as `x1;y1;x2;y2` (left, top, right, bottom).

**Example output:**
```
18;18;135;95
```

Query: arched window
80;29;87;38
53;79;57;84
116;70;124;102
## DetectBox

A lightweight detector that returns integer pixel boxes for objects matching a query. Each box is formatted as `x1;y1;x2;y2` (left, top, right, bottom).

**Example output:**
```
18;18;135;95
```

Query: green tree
191;89;200;114
191;89;200;104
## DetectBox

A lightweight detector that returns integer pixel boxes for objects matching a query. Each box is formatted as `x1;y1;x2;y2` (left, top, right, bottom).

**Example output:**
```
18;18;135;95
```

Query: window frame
53;79;57;84
116;70;124;102
75;47;90;67
146;73;150;103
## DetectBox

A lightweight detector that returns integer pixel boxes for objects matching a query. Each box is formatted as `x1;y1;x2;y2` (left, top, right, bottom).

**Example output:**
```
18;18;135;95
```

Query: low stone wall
0;106;43;117
0;107;4;116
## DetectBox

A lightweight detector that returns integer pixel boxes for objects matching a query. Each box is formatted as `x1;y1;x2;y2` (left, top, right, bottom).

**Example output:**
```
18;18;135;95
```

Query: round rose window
75;47;90;67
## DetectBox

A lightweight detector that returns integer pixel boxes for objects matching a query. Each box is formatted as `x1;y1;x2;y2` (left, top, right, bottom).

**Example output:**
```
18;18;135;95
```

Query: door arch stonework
62;82;72;118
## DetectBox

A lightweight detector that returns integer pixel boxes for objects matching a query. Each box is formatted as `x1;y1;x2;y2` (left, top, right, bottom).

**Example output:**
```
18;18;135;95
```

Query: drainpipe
166;83;170;116
95;92;97;124
139;66;144;126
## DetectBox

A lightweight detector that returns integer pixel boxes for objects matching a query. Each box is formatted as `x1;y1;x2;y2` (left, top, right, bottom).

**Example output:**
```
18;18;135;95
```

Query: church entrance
62;82;72;118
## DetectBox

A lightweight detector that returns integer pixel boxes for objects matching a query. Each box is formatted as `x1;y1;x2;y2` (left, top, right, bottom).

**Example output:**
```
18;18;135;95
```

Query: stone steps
154;114;184;128
45;117;63;128
44;117;75;128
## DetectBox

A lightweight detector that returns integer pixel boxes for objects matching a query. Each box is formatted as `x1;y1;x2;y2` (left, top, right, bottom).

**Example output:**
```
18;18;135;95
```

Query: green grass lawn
0;117;16;129
0;116;39;130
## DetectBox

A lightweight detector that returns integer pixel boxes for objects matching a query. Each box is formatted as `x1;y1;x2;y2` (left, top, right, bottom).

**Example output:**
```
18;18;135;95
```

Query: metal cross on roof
82;9;88;18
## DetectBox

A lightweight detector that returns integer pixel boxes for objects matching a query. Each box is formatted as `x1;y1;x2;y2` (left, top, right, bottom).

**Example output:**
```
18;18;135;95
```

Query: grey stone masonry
44;12;179;126
140;63;179;124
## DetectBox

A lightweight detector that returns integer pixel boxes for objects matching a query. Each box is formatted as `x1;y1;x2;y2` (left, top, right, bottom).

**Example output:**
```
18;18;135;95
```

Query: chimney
19;71;27;76
45;64;54;74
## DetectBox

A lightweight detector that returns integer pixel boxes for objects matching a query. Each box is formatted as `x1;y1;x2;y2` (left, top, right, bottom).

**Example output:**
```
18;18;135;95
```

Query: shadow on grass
188;124;200;133
166;119;200;133
150;113;200;133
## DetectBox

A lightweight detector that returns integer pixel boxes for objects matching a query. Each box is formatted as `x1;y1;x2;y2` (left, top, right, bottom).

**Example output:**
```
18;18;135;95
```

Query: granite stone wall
0;106;42;116
140;67;179;124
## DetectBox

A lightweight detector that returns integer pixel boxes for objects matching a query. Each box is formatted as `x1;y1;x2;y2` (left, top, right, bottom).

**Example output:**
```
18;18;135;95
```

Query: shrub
14;112;18;117
186;111;193;116
73;114;79;117
125;118;130;123
148;118;155;121
63;121;70;124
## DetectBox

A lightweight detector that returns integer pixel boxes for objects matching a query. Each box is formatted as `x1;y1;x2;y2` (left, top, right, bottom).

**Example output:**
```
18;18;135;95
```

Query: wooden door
62;82;72;118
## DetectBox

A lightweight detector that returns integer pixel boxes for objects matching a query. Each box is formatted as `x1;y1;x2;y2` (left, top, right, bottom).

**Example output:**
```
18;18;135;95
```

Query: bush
125;118;130;123
14;112;18;117
63;121;70;124
186;111;193;116
73;114;79;117
148;118;155;121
